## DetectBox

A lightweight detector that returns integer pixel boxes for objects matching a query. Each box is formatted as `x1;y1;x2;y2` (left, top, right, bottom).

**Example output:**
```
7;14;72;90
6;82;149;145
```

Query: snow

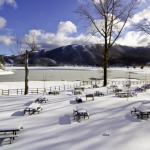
1;67;150;149
0;69;14;75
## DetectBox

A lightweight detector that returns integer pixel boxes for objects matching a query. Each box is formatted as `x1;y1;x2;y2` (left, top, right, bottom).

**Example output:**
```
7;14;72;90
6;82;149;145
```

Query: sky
0;0;150;55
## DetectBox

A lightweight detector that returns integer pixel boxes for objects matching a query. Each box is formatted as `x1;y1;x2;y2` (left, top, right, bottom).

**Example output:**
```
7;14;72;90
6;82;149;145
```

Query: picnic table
72;90;82;95
134;107;150;119
76;96;82;103
142;84;150;89
110;85;118;89
92;85;99;88
75;107;89;119
24;103;42;114
86;94;94;101
135;87;145;92
113;88;122;92
0;125;23;135
35;97;48;103
94;91;104;96
48;91;59;95
0;125;23;144
115;92;137;98
124;84;131;88
74;87;85;91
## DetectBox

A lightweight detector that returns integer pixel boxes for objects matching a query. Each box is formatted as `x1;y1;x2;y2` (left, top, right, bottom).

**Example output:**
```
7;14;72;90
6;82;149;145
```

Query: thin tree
23;31;39;94
75;0;141;86
11;31;39;95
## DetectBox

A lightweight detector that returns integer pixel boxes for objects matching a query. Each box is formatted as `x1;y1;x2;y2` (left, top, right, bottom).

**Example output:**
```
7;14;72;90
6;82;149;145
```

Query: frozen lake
0;66;150;82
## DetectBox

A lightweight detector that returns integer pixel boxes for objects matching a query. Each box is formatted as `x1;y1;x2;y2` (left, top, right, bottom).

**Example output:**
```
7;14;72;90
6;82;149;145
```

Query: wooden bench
0;134;19;144
86;94;94;101
73;109;79;120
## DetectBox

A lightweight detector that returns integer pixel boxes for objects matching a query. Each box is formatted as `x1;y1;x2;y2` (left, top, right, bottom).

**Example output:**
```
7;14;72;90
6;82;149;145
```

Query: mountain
1;44;150;66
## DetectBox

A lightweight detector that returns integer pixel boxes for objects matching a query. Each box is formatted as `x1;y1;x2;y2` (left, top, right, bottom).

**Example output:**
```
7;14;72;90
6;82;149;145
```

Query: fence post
8;90;9;95
17;89;18;95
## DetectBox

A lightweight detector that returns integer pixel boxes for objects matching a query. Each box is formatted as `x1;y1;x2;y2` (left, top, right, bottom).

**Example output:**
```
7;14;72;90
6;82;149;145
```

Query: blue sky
0;0;150;55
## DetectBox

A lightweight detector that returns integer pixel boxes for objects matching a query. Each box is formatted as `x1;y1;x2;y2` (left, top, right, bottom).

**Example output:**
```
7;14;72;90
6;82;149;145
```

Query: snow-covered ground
1;67;150;149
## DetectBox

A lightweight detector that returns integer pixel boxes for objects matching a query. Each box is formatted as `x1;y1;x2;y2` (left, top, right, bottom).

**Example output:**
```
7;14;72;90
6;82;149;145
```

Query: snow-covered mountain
1;44;150;66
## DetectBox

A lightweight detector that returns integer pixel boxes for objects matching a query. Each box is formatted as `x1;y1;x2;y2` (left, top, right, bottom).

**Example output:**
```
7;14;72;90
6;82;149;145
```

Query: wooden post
17;89;18;95
8;90;9;95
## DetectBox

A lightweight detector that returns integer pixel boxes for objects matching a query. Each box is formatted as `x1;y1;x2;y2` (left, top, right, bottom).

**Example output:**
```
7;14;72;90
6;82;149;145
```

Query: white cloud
0;0;17;9
0;35;12;45
24;21;92;50
116;31;149;47
0;16;6;29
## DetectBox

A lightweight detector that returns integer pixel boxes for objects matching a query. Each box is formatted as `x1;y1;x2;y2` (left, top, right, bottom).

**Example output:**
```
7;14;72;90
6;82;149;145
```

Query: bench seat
0;134;19;144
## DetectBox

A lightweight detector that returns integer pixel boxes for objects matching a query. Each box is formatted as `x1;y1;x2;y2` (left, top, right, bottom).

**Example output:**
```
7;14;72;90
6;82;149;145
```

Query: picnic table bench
48;91;59;95
74;87;85;91
72;90;82;95
115;92;137;97
94;91;104;96
86;94;94;101
24;103;43;114
76;96;82;103
35;97;48;103
0;134;19;144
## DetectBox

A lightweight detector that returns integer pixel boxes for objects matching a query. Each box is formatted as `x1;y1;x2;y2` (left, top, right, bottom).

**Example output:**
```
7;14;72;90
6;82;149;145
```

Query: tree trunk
24;50;29;95
104;54;107;86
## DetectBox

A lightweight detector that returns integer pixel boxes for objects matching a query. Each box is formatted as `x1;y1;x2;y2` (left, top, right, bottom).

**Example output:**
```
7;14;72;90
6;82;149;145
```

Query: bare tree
75;0;141;86
11;31;39;95
23;31;39;94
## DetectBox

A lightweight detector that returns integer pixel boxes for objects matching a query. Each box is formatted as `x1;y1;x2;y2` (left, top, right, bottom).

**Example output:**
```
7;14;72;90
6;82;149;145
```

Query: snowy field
0;67;150;150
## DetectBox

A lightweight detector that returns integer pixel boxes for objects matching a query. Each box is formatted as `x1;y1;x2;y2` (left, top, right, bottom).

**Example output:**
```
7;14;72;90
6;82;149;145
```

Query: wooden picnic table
135;107;150;119
74;87;85;91
113;88;122;92
0;125;23;135
35;97;48;103
24;103;42;114
92;85;99;88
86;94;94;101
110;85;118;89
115;92;137;98
94;91;104;96
135;87;145;92
76;107;89;119
72;90;82;95
48;91;59;95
